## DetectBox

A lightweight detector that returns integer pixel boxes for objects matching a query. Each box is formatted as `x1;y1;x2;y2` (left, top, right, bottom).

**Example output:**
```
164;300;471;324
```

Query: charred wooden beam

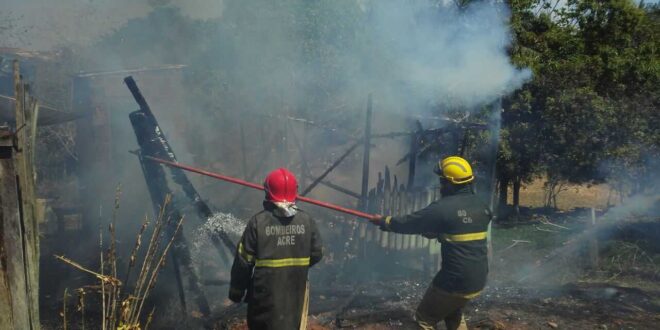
311;178;361;200
291;121;360;199
359;94;373;210
459;128;470;156
126;76;227;316
124;76;236;252
129;113;208;316
301;141;360;196
226;134;277;207
407;121;423;190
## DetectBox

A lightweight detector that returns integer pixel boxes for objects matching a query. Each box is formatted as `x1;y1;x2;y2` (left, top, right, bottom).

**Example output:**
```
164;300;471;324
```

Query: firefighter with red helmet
229;168;323;329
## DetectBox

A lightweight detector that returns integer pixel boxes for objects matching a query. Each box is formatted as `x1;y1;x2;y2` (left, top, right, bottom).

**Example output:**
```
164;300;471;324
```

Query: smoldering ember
0;1;658;329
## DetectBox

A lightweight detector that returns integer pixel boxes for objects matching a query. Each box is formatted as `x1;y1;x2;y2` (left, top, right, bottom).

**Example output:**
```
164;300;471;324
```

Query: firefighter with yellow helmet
370;156;492;330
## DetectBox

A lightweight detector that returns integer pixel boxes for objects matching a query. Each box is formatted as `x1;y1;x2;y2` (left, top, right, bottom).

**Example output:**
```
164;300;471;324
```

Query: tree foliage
500;0;659;207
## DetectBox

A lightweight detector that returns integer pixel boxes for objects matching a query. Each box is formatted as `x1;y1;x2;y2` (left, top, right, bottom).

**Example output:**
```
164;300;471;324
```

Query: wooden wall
0;60;40;329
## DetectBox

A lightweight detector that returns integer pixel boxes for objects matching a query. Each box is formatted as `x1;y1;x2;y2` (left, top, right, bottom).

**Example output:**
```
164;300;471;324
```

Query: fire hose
144;156;380;220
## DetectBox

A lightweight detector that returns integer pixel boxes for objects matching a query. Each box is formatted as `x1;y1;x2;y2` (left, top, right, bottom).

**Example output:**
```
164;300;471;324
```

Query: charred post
359;93;373;210
407;122;422;190
125;76;218;317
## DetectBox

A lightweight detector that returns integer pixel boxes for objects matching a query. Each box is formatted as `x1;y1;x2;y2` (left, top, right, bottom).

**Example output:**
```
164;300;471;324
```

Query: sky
0;0;660;50
3;0;658;51
2;0;225;50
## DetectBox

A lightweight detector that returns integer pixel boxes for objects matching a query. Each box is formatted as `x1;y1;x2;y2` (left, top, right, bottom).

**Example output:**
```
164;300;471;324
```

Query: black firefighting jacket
229;202;323;330
381;186;492;296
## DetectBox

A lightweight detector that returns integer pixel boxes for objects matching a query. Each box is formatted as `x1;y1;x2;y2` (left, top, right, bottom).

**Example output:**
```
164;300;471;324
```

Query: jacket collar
441;184;473;198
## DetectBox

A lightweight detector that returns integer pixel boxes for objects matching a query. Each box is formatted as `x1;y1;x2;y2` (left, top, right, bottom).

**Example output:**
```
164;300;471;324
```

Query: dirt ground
223;278;660;330
39;183;657;330
42;216;660;330
218;209;660;330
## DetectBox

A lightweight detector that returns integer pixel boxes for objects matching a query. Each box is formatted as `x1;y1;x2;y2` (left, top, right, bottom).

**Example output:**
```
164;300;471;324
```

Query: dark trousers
415;285;474;330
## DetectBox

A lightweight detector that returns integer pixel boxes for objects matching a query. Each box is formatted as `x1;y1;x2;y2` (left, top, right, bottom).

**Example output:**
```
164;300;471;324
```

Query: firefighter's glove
228;287;245;303
369;215;392;231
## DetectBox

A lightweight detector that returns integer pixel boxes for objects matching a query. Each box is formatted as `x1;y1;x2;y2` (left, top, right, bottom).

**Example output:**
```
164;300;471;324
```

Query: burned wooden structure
289;95;496;277
0;61;40;329
125;76;237;317
358;104;498;274
358;169;444;274
72;65;188;234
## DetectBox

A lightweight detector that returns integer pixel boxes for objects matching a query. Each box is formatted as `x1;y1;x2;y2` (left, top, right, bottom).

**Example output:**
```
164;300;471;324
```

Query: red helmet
264;168;298;203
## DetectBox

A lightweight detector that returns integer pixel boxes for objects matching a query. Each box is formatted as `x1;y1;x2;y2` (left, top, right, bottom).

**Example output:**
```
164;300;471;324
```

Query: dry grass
508;178;621;210
56;193;183;329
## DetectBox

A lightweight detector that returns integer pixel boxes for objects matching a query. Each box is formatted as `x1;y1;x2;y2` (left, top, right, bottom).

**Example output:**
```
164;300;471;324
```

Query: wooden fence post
0;61;40;330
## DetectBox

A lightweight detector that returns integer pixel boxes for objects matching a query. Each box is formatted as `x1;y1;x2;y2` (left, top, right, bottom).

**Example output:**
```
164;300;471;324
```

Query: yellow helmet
434;156;474;184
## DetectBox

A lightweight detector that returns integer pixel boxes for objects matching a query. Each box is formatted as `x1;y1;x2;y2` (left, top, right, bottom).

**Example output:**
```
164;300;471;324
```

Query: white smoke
344;0;532;111
601;194;660;222
5;0;530;113
5;0;533;254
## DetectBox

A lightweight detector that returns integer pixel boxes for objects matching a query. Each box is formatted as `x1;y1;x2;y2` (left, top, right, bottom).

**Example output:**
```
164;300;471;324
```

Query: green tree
500;0;658;210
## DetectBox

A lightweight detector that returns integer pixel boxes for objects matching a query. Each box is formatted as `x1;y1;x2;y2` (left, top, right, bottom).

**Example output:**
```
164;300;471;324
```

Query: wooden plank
376;182;384;247
390;187;401;250
382;173;390;248
0;151;29;330
379;182;395;249
392;184;401;250
396;232;403;250
12;60;39;329
395;191;409;250
365;188;375;240
24;99;40;329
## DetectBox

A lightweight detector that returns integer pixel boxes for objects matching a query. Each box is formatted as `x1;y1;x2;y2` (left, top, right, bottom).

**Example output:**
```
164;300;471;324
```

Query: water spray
144;156;380;220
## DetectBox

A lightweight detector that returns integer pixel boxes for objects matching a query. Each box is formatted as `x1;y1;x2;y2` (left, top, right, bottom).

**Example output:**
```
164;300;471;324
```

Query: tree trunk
513;177;521;218
498;177;509;208
512;177;521;208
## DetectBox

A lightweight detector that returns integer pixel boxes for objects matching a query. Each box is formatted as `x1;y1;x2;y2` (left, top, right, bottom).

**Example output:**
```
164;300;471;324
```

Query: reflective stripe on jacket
382;187;491;294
